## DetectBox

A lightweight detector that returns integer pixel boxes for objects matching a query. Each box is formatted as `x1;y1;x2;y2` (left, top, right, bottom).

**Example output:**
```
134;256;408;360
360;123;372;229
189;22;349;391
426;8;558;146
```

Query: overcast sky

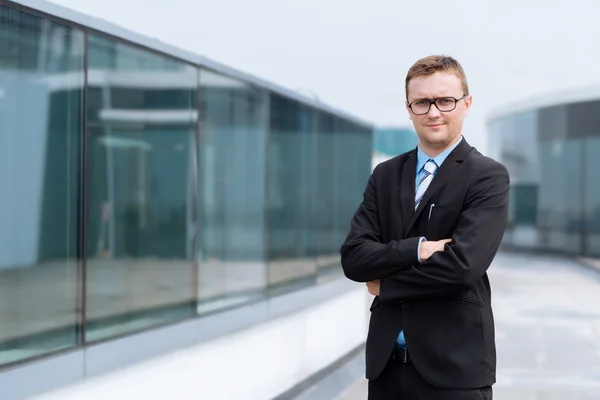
51;0;600;154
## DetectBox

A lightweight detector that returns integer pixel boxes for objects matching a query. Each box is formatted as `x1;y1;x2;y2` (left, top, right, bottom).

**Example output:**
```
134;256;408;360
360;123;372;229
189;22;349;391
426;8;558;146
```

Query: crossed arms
340;162;509;303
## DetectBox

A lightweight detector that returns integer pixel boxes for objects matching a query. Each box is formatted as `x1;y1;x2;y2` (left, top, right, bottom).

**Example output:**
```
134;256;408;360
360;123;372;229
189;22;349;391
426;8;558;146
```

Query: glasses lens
435;98;456;112
411;100;430;114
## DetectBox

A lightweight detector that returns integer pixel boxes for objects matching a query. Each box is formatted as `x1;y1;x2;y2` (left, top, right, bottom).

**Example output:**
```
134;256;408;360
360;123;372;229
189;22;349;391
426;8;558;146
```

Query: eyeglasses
407;95;467;115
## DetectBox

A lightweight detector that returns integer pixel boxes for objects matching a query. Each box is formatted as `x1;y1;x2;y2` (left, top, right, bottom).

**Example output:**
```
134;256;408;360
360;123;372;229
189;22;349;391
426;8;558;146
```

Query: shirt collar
416;136;463;173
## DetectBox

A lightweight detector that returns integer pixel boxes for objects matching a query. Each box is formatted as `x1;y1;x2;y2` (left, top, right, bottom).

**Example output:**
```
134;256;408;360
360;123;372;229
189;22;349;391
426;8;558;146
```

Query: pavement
335;251;600;399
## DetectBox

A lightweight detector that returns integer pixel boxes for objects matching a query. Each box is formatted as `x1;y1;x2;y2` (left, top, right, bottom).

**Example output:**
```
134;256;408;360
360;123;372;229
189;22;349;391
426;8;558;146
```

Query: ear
405;101;413;120
463;95;472;116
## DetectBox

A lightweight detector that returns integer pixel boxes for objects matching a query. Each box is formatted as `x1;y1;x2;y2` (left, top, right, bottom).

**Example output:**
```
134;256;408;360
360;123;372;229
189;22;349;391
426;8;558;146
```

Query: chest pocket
426;204;460;240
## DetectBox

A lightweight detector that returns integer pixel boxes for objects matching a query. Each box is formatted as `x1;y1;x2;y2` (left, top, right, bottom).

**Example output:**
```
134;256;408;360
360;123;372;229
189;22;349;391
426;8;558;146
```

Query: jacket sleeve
378;162;510;302
340;164;423;283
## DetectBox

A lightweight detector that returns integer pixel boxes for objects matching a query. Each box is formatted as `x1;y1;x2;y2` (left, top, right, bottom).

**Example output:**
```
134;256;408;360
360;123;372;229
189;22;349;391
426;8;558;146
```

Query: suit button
401;303;410;309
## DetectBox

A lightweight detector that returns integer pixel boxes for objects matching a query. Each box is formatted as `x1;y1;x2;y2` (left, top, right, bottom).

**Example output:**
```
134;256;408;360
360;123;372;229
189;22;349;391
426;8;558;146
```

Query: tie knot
424;159;438;174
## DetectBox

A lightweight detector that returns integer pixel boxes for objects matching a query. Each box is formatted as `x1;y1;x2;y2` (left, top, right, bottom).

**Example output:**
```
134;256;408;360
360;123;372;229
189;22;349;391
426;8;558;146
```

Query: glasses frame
407;95;468;115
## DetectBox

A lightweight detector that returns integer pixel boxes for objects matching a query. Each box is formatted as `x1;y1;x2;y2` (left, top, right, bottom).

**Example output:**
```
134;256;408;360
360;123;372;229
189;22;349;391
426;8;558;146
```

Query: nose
427;103;441;118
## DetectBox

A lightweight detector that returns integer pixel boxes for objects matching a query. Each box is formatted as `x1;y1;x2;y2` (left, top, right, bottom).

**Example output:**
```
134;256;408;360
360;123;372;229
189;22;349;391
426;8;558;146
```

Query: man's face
405;72;471;152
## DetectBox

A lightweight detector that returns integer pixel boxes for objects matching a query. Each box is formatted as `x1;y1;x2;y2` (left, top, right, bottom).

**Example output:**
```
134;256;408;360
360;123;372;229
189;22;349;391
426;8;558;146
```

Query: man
340;55;509;399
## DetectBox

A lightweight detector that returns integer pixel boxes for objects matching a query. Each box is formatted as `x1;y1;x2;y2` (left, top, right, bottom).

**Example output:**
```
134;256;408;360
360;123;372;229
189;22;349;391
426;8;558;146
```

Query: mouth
426;123;444;128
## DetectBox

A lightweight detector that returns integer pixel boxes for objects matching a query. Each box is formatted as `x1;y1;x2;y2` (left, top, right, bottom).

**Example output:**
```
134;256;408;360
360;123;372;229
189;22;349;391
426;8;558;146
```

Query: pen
429;204;435;220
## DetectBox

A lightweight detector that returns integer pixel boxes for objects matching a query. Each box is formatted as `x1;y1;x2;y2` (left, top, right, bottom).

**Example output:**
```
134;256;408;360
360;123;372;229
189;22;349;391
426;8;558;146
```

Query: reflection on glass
0;2;376;367
585;137;600;256
0;6;83;364
493;107;593;254
197;69;269;314
537;139;582;253
315;114;372;273
267;96;318;288
316;112;336;263
491;110;540;248
85;35;197;341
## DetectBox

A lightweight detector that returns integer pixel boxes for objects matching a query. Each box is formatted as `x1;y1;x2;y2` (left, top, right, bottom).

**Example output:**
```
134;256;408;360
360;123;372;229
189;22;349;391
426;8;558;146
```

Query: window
267;96;318;288
584;137;600;256
85;34;198;341
197;69;269;313
0;6;83;365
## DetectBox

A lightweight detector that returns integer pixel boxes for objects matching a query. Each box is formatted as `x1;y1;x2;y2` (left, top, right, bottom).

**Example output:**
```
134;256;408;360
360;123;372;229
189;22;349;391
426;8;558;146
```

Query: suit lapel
399;149;417;234
403;138;473;236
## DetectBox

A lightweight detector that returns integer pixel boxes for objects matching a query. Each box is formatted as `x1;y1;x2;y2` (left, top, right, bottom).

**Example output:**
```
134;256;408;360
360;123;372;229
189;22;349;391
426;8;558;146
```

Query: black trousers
368;354;493;400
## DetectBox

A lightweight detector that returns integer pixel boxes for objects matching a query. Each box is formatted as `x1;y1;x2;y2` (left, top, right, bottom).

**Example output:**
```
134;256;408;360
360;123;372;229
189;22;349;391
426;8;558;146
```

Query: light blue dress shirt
396;136;463;348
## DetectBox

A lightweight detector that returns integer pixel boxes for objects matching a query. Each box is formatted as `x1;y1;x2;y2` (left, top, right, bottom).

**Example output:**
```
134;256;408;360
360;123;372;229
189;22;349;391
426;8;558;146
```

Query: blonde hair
405;55;469;99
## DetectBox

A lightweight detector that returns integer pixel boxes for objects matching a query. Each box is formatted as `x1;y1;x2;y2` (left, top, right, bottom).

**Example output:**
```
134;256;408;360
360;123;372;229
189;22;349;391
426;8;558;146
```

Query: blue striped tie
415;159;438;210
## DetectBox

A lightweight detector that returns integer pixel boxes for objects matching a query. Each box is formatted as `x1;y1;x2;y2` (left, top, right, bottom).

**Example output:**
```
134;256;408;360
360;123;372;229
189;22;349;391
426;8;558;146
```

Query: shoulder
458;147;511;208
466;147;509;181
462;149;510;206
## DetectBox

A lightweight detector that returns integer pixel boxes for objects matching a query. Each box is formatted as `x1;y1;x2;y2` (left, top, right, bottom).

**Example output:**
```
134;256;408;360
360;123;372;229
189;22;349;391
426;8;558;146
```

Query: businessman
340;55;509;399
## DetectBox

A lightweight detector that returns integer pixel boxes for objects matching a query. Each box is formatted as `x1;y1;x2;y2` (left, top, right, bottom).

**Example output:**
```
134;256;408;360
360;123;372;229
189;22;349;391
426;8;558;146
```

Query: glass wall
197;69;269;313
490;100;600;257
265;96;372;290
315;116;372;271
267;95;318;288
585;137;600;257
84;34;199;341
0;2;373;368
0;5;83;365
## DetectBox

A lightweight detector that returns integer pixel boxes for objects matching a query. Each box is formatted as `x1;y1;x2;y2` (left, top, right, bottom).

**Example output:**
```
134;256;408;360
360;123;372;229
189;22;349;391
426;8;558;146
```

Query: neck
419;135;461;158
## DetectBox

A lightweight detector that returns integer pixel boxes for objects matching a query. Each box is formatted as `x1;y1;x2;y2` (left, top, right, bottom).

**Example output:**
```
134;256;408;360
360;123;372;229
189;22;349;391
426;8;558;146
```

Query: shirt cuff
417;236;427;263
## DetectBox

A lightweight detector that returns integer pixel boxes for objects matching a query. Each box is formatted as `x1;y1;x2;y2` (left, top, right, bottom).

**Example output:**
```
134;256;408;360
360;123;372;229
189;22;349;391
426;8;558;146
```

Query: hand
419;238;452;262
366;280;380;296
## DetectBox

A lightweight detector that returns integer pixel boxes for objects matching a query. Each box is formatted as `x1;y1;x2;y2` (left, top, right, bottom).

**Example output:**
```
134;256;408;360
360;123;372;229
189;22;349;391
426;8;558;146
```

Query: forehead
407;72;463;100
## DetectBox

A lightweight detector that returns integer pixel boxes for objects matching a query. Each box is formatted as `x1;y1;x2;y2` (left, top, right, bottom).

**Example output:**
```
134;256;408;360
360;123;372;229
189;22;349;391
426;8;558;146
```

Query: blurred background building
487;88;600;258
372;127;418;169
0;1;374;398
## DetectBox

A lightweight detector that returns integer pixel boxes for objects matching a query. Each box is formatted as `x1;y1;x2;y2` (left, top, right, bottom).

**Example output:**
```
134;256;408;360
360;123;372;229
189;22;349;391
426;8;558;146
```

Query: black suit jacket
340;137;509;389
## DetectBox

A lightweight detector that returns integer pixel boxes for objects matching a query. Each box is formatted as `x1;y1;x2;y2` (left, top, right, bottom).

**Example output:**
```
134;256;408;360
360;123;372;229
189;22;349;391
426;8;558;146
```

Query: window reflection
537;139;583;253
0;6;82;364
492;104;600;255
267;96;318;287
85;35;198;341
585;138;600;256
197;69;269;314
0;2;375;368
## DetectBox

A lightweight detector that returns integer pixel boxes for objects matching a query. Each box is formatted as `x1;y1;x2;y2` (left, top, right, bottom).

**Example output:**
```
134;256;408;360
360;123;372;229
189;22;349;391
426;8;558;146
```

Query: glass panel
584;136;600;257
197;69;269;314
85;34;197;341
0;6;83;364
316;112;337;266
537;139;583;253
493;111;541;248
267;95;318;290
318;118;372;276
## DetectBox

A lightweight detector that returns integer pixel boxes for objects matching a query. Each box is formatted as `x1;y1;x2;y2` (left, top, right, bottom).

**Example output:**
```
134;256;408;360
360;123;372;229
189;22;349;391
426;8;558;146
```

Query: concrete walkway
336;251;600;399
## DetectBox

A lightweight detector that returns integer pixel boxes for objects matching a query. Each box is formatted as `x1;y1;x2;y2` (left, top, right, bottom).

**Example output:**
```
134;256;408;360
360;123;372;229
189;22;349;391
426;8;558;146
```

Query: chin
422;130;449;143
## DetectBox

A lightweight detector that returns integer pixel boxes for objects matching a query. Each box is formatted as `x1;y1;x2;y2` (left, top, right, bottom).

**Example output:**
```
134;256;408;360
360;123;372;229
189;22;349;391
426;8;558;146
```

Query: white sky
51;0;600;154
